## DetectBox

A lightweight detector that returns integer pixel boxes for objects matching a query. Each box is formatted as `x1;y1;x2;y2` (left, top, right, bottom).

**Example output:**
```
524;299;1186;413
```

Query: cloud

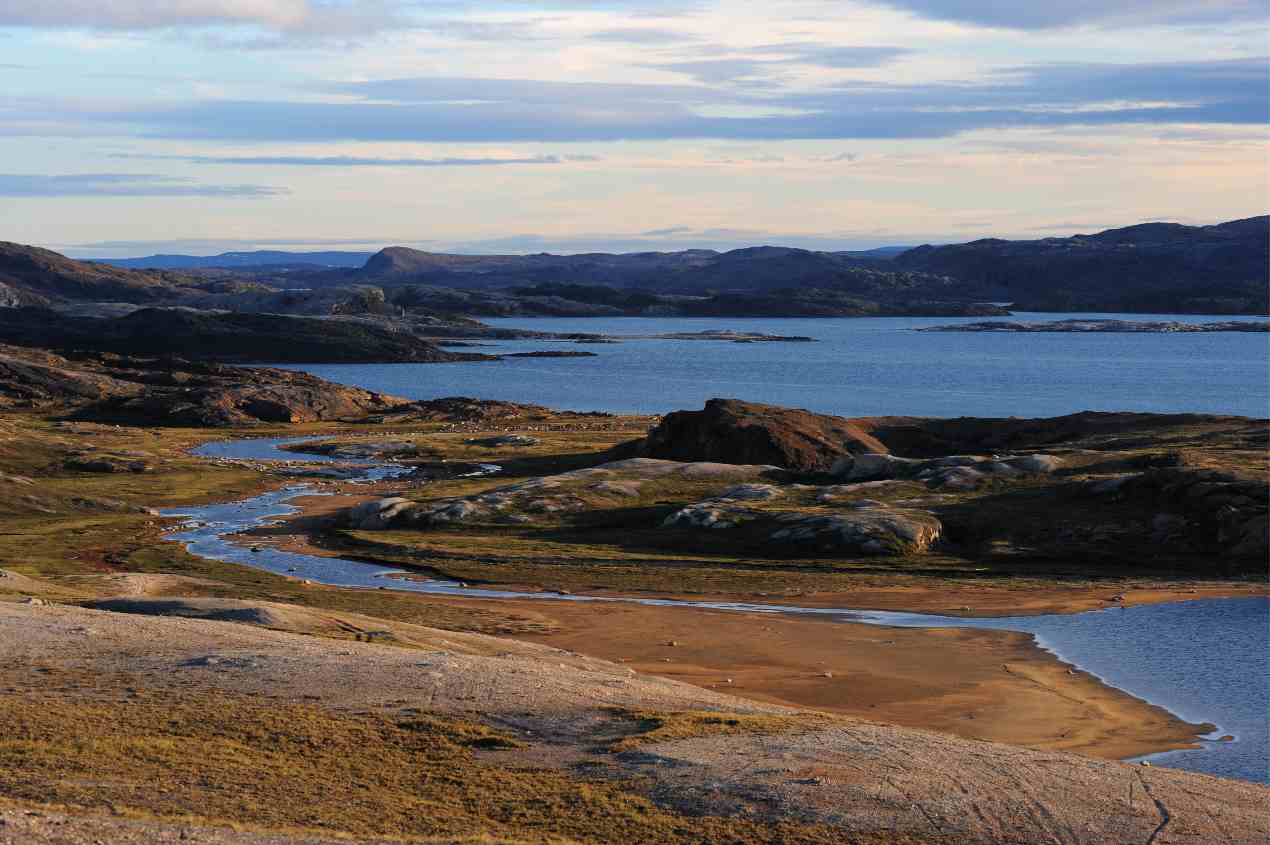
0;173;287;197
588;26;698;43
44;57;1264;143
111;153;598;166
870;0;1269;29
0;0;310;29
0;0;408;39
749;43;912;68
652;59;780;85
649;44;911;84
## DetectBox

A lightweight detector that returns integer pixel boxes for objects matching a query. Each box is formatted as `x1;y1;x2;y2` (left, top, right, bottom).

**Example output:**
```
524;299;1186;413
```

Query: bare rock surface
639;398;889;472
637;725;1270;844
835;451;1062;489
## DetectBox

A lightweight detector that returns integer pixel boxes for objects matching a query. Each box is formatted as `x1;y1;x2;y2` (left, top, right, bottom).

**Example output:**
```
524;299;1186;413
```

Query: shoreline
196;487;1244;765
167;434;1264;773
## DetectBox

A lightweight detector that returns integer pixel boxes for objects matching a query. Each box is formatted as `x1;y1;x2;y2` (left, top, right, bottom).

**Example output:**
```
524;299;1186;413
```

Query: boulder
716;484;782;501
639;398;889;473
467;435;541;448
348;497;416;530
769;505;942;556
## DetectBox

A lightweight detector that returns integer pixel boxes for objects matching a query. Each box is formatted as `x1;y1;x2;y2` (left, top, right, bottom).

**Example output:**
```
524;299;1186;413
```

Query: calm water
276;313;1270;418
170;437;1270;784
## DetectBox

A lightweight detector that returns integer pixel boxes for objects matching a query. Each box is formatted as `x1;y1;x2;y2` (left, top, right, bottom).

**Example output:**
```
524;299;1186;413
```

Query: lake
275;313;1270;418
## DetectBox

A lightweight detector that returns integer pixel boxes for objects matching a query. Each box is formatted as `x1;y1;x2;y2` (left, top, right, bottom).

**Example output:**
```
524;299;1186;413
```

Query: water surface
275;313;1270;418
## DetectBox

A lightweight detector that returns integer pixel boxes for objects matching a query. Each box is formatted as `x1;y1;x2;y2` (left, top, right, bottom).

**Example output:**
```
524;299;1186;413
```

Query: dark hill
0;307;488;364
0;242;196;304
894;216;1269;313
90;250;375;270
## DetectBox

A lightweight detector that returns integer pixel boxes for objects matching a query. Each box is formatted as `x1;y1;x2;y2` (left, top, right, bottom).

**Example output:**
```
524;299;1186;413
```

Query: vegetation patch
0;687;873;844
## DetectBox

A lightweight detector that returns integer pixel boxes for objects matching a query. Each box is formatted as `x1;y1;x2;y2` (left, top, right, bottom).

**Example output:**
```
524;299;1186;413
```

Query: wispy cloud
0;0;311;30
872;0;1269;29
0;173;287;197
44;58;1264;144
110;153;600;167
0;0;410;43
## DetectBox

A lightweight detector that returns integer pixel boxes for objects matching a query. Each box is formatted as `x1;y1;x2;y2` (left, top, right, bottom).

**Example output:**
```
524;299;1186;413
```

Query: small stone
821;671;834;678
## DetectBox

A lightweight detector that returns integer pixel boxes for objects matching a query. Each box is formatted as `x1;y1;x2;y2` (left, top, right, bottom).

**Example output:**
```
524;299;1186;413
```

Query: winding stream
165;436;1270;784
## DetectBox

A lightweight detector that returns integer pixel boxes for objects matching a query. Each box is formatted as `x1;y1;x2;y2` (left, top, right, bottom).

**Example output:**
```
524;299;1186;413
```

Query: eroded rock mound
836;451;1063;489
640;398;888;473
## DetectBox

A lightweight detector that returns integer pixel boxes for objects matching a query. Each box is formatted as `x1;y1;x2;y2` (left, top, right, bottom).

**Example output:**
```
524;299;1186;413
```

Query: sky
1;1;1267;257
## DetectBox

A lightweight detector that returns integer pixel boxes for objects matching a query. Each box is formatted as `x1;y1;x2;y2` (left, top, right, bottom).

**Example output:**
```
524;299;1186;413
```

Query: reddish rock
640;399;888;473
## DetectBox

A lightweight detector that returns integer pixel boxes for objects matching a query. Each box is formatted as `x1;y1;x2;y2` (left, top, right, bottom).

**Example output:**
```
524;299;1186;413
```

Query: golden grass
0;686;899;844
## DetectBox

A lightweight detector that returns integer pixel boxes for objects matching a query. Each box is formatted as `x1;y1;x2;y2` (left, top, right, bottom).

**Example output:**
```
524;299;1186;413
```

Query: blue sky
1;0;1267;257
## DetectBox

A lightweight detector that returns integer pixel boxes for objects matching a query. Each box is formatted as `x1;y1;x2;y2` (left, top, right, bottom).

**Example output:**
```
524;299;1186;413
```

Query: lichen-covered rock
769;504;942;556
467;434;541;448
347;497;416;530
661;504;747;530
834;450;1062;490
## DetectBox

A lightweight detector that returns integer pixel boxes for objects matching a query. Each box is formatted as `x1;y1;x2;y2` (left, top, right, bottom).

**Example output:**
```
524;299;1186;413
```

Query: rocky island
922;318;1270;333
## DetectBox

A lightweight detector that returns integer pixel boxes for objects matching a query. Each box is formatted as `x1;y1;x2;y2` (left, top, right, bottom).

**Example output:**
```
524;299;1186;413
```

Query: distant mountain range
88;246;910;271
6;216;1267;316
88;250;376;270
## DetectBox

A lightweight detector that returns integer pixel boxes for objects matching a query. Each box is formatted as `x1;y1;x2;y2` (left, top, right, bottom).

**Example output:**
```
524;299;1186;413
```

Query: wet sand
423;594;1212;761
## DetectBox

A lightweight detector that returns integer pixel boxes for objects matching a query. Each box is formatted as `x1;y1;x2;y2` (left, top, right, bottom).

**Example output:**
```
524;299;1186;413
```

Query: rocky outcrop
0;346;142;408
661;496;942;556
1094;467;1268;559
467;435;541;448
368;397;557;424
861;411;1252;458
0;344;407;426
835;452;1062;489
768;504;942;555
640;399;888;473
96;372;405;427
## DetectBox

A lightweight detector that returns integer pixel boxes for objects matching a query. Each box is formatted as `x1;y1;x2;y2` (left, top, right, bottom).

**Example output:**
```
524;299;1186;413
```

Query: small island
919;318;1270;333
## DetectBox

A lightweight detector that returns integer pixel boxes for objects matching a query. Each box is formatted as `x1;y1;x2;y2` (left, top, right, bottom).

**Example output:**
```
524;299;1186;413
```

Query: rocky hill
0;344;407;425
0;242;200;304
0;307;489;364
9;215;1268;318
895;216;1269;313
